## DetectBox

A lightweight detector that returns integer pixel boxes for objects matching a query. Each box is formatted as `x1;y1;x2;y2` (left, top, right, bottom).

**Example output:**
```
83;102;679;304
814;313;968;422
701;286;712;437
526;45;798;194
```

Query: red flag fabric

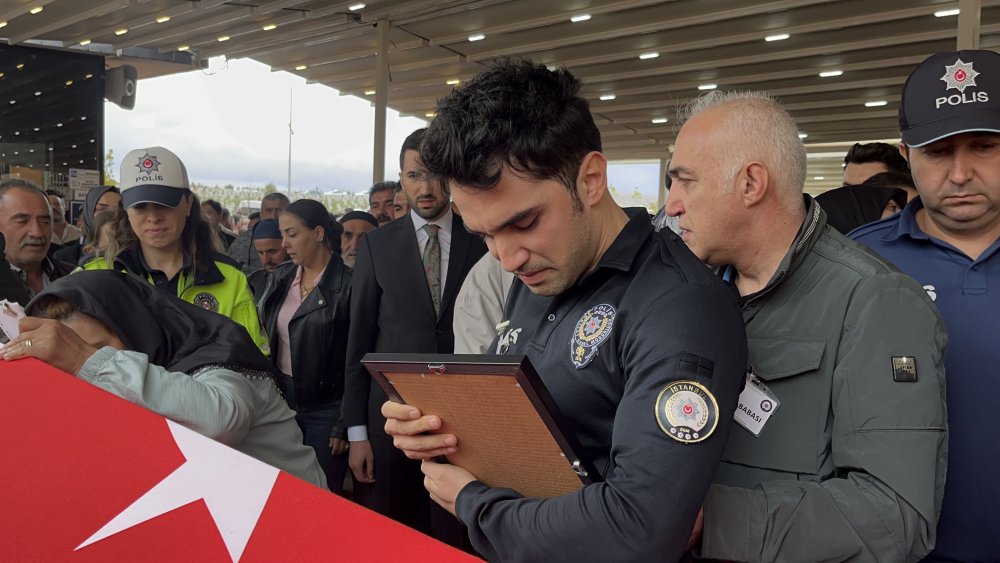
1;358;479;562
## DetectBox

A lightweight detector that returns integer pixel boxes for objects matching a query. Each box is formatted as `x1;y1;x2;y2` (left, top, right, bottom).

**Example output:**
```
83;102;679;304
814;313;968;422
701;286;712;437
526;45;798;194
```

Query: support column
957;0;981;49
372;18;391;184
657;157;668;210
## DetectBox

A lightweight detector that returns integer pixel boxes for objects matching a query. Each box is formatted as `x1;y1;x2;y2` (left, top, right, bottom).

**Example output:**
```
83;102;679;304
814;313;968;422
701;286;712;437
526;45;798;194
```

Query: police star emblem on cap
941;59;980;93
136;152;162;174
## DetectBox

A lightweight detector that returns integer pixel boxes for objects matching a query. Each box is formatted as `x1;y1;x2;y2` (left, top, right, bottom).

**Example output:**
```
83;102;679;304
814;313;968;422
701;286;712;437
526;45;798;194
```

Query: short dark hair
843;142;909;174
400;128;426;169
249;211;261;221
420;60;601;211
862;170;916;190
262;192;290;206
368;181;397;204
202;199;223;215
280;199;343;256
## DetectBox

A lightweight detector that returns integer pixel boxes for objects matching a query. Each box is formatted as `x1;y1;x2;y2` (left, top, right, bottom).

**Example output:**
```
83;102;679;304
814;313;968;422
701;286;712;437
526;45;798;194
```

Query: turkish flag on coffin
0;358;478;562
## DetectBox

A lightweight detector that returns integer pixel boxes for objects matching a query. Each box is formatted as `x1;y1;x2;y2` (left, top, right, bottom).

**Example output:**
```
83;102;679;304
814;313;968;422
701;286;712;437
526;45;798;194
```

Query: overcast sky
105;57;660;203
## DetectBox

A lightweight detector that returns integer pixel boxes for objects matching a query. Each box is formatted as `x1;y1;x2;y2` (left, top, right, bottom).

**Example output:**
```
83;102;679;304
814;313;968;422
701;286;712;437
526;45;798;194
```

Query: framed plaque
362;354;596;499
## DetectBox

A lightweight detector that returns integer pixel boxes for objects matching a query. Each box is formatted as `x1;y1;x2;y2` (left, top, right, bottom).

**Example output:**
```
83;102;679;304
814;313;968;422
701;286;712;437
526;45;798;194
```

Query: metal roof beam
7;0;129;45
113;5;255;49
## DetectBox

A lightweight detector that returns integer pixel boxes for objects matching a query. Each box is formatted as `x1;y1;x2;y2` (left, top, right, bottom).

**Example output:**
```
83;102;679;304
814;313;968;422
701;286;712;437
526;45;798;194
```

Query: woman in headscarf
53;186;121;267
256;199;352;494
0;269;325;487
814;183;909;234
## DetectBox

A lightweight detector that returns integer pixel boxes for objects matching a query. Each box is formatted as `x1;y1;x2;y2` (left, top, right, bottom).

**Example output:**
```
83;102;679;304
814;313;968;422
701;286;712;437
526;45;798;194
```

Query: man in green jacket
667;91;948;562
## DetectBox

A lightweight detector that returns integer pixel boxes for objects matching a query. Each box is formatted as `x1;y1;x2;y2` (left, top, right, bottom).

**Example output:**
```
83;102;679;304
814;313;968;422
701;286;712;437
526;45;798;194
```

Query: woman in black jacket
259;199;352;493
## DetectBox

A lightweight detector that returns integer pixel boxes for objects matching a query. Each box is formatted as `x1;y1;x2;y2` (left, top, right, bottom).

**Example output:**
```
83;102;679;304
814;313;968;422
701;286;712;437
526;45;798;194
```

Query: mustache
20;237;46;248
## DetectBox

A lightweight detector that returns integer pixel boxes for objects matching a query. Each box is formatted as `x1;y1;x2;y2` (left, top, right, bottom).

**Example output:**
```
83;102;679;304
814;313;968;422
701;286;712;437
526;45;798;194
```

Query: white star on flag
75;420;280;562
941;59;980;93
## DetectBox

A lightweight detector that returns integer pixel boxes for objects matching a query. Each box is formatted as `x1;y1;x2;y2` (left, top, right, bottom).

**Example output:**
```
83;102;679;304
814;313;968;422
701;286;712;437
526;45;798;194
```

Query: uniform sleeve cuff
455;480;490;527
76;346;120;381
347;425;368;442
698;484;757;562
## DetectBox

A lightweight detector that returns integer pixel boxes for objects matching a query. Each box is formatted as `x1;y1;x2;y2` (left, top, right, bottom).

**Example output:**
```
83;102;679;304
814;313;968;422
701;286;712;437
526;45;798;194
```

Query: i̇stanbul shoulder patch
655;380;719;443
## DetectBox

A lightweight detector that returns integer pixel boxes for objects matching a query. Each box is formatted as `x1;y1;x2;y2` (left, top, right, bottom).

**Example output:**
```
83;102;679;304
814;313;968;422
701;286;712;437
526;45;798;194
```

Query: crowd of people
0;47;997;562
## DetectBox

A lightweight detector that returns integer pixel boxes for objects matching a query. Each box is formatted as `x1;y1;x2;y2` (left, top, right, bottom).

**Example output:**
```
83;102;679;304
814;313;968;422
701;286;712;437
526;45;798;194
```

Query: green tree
104;149;118;186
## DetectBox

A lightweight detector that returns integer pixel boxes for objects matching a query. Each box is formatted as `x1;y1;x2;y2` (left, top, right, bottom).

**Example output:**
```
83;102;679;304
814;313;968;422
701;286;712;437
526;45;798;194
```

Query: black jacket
259;259;352;410
0;234;31;305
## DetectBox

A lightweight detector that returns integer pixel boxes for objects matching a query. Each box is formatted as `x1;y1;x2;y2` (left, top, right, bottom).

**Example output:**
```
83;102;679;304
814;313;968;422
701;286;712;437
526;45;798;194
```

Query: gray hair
0;179;51;214
680;91;806;208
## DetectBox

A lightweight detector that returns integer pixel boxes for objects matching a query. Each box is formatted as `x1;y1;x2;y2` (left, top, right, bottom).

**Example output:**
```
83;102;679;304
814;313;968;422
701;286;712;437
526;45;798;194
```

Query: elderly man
228;192;289;274
852;49;1000;563
45;190;82;247
338;211;378;268
666;91;947;562
367;181;397;226
0;180;72;300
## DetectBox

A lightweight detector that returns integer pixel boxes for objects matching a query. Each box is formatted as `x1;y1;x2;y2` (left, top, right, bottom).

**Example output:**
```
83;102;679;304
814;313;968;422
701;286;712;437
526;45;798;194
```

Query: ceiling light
217;35;230;42
639;52;659;60
295;64;308;71
81;116;87;120
0;73;5;78
599;94;616;101
262;23;277;31
364;90;376;95
349;3;366;10
571;14;591;23
177;45;190;51
865;100;888;107
765;33;790;42
446;78;461;85
79;39;91;46
156;16;170;23
16;63;24;69
935;8;960;17
56;123;62;127
468;33;485;42
798;133;808;139
0;21;6;29
8;100;14;105
425;112;436;118
29;6;43;15
84;73;92;79
698;83;718;91
33;127;39;131
71;144;77;148
651;117;668;124
814;176;825;180
65;80;73;86
34;91;41;96
819;70;843;77
114;28;128;35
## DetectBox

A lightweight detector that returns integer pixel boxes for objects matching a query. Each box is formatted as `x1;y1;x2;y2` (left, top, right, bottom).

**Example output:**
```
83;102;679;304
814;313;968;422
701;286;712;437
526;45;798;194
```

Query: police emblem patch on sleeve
193;292;220;312
655;380;719;443
570;303;616;369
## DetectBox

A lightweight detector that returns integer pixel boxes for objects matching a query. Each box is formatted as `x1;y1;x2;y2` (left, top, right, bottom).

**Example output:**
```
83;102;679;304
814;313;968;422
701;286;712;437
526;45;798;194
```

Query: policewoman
82;147;268;354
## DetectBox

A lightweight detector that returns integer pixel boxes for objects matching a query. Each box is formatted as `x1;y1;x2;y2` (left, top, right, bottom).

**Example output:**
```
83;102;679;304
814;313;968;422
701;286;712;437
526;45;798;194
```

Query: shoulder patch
570;304;616;369
655;380;719;443
193;292;220;312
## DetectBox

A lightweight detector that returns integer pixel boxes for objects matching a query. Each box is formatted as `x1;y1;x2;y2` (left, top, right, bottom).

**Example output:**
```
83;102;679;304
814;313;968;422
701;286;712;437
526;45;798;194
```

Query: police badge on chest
570;304;616;369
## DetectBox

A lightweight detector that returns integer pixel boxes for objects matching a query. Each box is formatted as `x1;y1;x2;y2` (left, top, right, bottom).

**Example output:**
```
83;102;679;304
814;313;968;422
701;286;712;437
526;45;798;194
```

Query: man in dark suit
342;128;486;543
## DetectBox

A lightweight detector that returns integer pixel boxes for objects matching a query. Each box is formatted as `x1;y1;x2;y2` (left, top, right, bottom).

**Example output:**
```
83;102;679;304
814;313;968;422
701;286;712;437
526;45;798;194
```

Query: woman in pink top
258;199;352;494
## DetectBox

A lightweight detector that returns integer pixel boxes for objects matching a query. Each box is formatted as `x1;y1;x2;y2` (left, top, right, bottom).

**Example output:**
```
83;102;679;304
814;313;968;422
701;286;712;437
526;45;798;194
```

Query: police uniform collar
581;207;653;280
120;246;226;286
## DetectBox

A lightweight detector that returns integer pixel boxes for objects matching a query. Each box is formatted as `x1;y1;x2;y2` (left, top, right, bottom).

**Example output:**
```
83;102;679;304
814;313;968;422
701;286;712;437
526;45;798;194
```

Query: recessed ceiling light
33;127;39;131
8;100;15;105
599;94;616;101
15;63;24;69
156;16;170;23
349;3;366;10
468;33;486;42
426;112;436;118
85;73;93;79
177;45;190;51
819;70;843;77
34;91;40;96
765;33;790;42
364;90;376;95
65;80;73;86
571;14;591;23
295;64;308;70
814;176;825;180
79;39;91;46
0;21;7;29
56;122;62;127
217;35;230;42
446;78;461;85
651;117;668;124
80;116;87;120
865;100;888;107
798;133;808;139
29;6;43;15
639;52;660;60
262;23;277;31
114;28;128;35
698;84;718;91
71;144;77;148
935;8;960;17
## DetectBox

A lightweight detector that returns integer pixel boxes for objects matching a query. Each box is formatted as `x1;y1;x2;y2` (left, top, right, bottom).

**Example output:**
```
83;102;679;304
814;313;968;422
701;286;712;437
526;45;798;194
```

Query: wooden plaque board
363;354;595;499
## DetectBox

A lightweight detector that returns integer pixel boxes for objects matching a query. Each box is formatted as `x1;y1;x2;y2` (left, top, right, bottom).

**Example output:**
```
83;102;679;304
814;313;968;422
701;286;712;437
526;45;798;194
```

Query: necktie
422;224;441;316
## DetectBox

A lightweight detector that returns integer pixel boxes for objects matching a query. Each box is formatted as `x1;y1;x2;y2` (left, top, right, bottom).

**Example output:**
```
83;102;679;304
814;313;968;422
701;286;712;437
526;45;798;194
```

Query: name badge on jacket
734;369;780;437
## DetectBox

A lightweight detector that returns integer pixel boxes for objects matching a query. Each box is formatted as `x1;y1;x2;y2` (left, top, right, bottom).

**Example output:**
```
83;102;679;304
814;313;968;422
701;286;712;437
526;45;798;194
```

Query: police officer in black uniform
382;60;748;562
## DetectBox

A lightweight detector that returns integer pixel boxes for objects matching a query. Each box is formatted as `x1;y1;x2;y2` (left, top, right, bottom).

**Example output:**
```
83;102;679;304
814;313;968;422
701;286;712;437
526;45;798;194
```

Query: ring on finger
25;339;32;348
